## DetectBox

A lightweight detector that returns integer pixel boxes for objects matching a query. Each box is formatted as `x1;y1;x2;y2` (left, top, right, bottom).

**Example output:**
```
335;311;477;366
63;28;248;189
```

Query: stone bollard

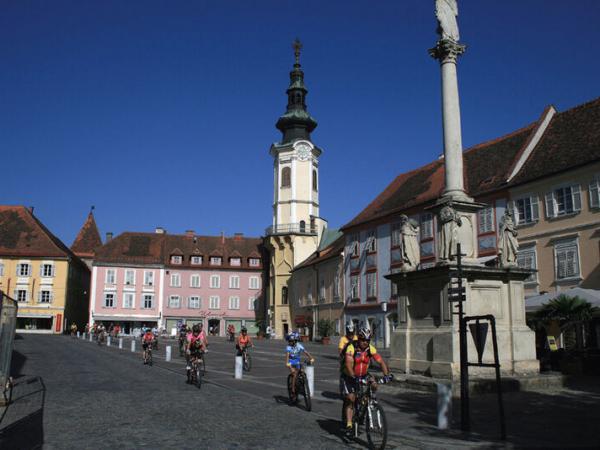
77;331;80;338
107;336;111;347
131;340;136;352
165;345;172;362
234;356;243;379
305;364;315;398
119;338;123;349
89;333;93;342
436;382;452;430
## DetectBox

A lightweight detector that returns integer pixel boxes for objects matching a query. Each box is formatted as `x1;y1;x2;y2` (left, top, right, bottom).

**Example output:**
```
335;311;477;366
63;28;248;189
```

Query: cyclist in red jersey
142;329;155;364
236;327;253;356
186;325;206;382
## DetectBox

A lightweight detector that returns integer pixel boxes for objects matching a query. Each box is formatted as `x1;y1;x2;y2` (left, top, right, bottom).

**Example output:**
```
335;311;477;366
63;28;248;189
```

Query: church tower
265;40;326;338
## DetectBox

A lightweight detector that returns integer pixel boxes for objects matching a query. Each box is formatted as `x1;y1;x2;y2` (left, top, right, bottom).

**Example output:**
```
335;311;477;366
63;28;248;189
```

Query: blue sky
2;1;599;245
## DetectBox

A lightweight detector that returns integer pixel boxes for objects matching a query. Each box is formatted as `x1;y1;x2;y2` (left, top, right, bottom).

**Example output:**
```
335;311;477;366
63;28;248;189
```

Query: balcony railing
265;223;317;236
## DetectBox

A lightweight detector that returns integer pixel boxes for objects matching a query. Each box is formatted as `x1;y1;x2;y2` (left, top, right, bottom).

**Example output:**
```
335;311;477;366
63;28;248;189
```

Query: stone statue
435;0;460;42
498;209;519;267
400;215;420;271
439;202;462;261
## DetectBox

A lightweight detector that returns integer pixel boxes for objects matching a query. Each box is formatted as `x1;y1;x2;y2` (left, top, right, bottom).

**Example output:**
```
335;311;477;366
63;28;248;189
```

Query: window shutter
531;196;540;221
545;192;554;218
40;265;44;276
590;179;600;208
572;184;582;211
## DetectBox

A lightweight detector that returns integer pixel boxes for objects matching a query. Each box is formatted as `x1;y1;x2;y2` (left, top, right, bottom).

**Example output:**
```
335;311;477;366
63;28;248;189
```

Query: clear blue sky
2;1;599;245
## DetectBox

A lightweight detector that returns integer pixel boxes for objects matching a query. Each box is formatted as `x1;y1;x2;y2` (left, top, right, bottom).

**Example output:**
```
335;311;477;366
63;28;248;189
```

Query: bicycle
241;346;252;372
152;335;159;350
188;352;205;389
287;359;312;411
351;375;388;450
178;335;187;357
143;343;153;366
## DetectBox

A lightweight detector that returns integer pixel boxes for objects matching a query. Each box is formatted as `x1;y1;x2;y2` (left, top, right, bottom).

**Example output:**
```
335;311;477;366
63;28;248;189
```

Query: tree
317;319;335;338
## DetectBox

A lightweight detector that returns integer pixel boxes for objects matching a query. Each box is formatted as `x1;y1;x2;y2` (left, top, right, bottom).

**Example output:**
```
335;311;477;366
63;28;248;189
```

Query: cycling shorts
340;374;362;395
289;359;301;369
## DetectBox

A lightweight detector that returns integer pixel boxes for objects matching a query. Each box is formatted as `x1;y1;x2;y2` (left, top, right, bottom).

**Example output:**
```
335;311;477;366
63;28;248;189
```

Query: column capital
429;39;466;64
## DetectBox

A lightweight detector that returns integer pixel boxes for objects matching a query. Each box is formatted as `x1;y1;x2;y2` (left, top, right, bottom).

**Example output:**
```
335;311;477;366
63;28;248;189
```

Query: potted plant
295;317;313;342
317;319;335;345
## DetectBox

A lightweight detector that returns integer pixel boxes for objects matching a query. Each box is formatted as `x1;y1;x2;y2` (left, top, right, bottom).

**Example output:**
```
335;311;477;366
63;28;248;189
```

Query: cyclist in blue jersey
285;332;314;401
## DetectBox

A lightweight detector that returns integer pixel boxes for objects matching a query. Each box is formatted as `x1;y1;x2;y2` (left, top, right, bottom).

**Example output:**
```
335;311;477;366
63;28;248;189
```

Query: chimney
155;227;166;234
221;231;225;244
185;230;195;237
106;232;113;242
234;233;244;241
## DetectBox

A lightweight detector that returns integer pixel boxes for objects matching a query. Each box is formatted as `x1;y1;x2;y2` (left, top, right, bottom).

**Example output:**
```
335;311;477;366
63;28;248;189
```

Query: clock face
295;142;311;161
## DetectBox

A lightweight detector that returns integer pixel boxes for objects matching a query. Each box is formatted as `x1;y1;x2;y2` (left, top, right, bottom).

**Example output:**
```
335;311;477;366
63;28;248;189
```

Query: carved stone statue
400;215;420;271
435;0;460;42
498;209;519;267
439;202;462;261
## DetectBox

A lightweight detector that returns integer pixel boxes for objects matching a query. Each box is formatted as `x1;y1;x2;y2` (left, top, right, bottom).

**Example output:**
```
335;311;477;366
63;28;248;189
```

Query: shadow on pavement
0;376;46;450
316;418;372;449
9;350;27;380
321;390;342;401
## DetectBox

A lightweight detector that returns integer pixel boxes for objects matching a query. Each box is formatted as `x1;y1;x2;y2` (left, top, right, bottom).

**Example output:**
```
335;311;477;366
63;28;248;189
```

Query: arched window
282;286;288;305
281;167;291;188
312;170;318;191
300;221;306;233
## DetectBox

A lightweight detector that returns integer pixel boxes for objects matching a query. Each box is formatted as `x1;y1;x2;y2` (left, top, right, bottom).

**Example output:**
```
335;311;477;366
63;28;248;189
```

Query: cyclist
285;331;314;401
97;323;106;344
236;326;253;356
341;327;392;435
227;324;236;341
338;322;357;357
142;328;155;364
178;323;188;354
186;325;206;383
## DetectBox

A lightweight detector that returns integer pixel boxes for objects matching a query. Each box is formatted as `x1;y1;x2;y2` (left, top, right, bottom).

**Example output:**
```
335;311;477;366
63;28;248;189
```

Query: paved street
1;334;600;449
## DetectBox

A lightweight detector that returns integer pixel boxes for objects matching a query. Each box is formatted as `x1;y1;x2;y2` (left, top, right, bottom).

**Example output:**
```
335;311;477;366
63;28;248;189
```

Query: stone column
430;39;470;202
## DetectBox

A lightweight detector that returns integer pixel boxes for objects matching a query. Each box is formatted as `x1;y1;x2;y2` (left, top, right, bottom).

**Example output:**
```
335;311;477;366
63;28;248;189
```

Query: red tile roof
71;212;102;258
0;205;82;260
93;232;167;266
293;235;344;271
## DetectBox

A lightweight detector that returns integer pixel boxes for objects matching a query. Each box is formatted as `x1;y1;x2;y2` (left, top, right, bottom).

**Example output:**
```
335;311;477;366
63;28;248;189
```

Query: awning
93;315;160;322
18;313;53;319
525;287;600;312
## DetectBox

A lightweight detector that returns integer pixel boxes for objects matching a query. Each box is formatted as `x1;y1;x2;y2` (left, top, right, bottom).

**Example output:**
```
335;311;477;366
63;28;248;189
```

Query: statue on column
498;209;519;267
435;0;460;42
400;215;420;271
439;202;462;261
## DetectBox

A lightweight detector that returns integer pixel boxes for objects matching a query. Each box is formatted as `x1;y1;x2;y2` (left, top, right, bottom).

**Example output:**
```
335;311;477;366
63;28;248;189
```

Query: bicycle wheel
148;350;153;366
243;353;251;372
299;373;312;411
365;403;387;450
195;365;202;389
201;357;206;376
287;374;295;403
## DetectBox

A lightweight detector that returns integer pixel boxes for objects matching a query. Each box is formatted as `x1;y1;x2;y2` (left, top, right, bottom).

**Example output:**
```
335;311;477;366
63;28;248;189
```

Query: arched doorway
208;319;221;336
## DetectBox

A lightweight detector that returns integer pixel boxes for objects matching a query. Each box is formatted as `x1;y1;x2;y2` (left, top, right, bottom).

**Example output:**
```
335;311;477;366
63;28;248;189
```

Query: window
513;196;539;225
517;247;537;283
15;289;27;302
349;234;360;258
229;296;240;310
590;177;600;209
104;293;115;308
366;272;377;299
191;256;203;265
170;273;181;287
125;270;135;285
210;256;222;266
249;258;260;267
420;213;433;240
188;296;201;309
169;295;181;308
142;294;154;309
319;279;326;302
350;275;359;300
144;271;154;286
229;257;241;267
209;296;220;309
17;263;31;277
478;207;495;233
105;269;116;285
39;290;52;303
545;185;581;218
171;255;182;264
281;166;291;188
554;239;580;280
248;296;256;310
366;230;377;253
229;275;240;289
190;274;201;288
282;287;288;305
41;264;54;277
123;292;134;308
210;275;221;288
333;269;340;299
391;222;402;248
312;170;318;191
249;276;260;290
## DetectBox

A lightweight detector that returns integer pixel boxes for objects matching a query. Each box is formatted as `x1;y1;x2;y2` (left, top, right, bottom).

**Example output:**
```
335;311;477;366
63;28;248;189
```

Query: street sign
469;322;489;364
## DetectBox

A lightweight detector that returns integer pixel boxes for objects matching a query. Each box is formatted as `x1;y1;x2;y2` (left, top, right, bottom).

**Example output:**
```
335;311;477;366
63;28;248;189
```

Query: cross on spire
293;38;302;65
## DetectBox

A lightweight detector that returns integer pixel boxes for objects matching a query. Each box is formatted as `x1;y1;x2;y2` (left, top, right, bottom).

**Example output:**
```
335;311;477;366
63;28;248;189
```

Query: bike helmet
345;322;355;334
241;326;247;332
288;331;300;341
357;327;371;341
192;324;200;333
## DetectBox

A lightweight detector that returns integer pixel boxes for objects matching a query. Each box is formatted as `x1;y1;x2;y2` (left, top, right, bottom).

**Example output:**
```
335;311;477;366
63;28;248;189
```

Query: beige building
0;206;90;333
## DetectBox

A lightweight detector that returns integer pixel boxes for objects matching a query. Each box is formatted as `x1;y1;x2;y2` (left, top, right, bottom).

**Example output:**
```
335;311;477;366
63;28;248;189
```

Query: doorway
208;319;221;336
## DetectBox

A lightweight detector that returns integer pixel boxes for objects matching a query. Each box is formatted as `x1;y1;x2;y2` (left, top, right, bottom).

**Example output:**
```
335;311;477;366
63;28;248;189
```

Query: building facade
0;206;90;333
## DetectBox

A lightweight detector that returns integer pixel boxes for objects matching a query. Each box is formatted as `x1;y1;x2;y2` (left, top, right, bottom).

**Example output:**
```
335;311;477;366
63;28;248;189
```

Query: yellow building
0;206;90;333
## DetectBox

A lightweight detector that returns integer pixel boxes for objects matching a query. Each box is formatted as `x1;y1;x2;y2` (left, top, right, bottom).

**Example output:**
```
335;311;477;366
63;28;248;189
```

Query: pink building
89;229;265;336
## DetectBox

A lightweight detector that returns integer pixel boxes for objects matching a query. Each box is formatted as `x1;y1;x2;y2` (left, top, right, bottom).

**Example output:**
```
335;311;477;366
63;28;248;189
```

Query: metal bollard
165;345;172;362
107;336;111;347
89;333;93;342
437;382;452;430
77;331;80;338
234;356;243;379
119;338;123;349
131;340;136;352
305;364;315;398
